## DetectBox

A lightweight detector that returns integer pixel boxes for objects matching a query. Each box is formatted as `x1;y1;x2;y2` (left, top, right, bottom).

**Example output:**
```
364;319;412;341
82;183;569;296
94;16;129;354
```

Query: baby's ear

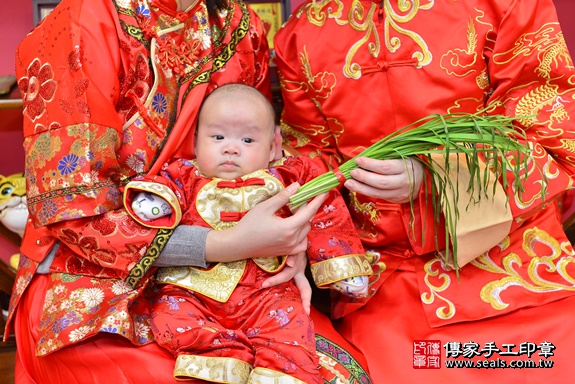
271;125;283;161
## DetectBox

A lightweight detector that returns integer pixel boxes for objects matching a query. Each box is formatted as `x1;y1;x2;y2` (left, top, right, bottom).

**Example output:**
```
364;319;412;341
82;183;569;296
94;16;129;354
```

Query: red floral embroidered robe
8;0;270;355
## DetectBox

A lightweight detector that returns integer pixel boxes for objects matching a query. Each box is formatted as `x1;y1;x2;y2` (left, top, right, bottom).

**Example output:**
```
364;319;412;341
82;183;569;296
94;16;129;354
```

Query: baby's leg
151;285;253;383
242;278;323;384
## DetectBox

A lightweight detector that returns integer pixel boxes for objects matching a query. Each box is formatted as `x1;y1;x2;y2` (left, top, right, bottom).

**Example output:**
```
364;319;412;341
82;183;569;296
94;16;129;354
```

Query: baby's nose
223;143;240;154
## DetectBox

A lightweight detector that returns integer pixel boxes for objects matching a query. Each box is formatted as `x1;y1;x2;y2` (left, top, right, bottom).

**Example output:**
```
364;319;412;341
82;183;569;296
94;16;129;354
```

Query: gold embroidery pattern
349;192;379;225
181;1;250;87
498;142;547;211
514;83;570;130
304;0;344;27
279;45;343;154
156;261;246;302
475;227;575;310
174;354;251;382
348;192;379;239
310;254;374;287
381;0;433;67
493;24;573;78
493;23;575;132
422;227;575;320
476;69;490;90
280;46;336;111
196;170;283;230
252;256;285;272
123;180;183;228
158;170;285;300
302;0;432;79
421;257;456;320
440;17;478;78
280;122;312;148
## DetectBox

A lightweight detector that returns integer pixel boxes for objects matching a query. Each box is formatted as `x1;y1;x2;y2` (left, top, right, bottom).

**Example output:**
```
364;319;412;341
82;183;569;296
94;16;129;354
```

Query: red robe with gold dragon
275;0;575;382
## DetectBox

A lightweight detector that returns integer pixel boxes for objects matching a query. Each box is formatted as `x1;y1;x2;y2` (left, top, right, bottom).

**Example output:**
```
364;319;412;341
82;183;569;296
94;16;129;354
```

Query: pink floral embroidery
18;58;57;121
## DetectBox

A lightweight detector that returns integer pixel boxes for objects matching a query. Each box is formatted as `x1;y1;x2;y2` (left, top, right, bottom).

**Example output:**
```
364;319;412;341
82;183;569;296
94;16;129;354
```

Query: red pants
151;262;321;383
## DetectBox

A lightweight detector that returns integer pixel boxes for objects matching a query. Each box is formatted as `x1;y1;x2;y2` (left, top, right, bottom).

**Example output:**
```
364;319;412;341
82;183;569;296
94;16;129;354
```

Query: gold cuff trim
123;180;182;229
310;254;374;287
249;367;307;384
252;255;287;273
174;354;251;383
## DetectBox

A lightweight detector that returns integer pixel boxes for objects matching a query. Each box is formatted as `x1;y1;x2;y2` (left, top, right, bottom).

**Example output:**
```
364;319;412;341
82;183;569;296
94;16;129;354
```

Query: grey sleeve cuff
37;242;58;274
154;225;209;268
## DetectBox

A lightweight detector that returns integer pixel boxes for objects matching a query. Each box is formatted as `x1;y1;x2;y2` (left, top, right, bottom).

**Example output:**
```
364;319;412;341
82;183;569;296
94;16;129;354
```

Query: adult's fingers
261;253;306;286
290;192;328;223
293;272;312;315
346;157;423;203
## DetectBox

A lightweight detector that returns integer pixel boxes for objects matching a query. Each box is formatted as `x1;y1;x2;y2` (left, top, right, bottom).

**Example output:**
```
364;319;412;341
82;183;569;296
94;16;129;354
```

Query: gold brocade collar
195;169;284;231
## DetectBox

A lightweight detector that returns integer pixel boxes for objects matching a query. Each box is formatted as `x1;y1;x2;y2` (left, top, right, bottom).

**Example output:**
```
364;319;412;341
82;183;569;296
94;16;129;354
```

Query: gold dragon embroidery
494;23;575;131
348;192;379;239
349;191;379;225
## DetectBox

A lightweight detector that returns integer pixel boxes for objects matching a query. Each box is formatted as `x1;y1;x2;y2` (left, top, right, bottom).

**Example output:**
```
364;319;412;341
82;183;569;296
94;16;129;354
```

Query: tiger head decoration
0;172;28;237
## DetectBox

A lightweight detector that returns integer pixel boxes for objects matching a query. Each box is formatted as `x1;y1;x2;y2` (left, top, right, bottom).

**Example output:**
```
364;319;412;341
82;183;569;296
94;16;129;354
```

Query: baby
124;83;372;383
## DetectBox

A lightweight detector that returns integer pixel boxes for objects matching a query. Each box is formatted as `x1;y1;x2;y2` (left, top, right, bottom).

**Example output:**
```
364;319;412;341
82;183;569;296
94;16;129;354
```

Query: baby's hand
132;192;173;222
332;275;369;298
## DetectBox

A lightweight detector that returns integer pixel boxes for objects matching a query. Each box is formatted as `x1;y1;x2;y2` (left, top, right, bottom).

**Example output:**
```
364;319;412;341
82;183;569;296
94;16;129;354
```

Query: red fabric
143;156;367;274
132;157;371;380
8;0;271;355
8;0;374;381
14;274;369;383
152;265;321;383
274;0;575;380
15;275;179;384
337;259;575;383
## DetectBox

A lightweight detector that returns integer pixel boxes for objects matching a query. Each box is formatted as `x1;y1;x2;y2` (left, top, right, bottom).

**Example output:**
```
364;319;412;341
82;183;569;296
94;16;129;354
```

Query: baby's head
194;83;278;179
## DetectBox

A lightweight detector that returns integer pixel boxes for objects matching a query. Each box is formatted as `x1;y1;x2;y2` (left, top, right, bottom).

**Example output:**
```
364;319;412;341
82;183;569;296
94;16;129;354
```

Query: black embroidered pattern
119;20;151;50
180;1;251;101
125;228;174;288
27;180;117;206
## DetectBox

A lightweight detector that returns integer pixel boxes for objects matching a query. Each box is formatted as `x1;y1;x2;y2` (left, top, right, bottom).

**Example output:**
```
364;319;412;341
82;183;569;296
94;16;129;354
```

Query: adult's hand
344;156;424;203
262;252;312;314
205;183;327;262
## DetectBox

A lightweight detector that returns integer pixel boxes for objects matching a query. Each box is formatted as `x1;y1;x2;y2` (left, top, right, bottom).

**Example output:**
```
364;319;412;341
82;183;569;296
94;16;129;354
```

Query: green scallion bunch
289;112;534;272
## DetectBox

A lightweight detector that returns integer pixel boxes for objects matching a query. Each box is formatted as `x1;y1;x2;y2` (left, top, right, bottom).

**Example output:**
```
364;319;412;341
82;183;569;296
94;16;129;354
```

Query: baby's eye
213;135;224;140
242;138;254;144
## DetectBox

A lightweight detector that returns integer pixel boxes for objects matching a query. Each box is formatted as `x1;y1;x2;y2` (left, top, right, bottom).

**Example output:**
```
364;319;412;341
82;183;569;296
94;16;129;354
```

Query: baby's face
194;93;276;179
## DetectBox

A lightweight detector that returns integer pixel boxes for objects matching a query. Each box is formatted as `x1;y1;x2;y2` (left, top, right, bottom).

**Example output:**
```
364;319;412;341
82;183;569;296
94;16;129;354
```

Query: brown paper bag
429;153;512;269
